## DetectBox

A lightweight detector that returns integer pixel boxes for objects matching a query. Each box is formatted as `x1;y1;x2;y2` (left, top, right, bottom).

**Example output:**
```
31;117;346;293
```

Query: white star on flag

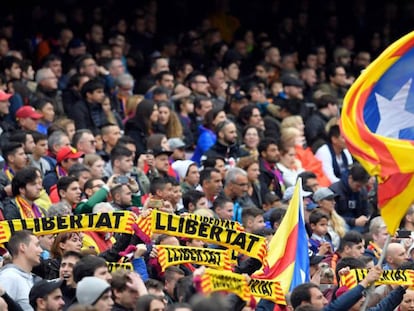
375;78;414;138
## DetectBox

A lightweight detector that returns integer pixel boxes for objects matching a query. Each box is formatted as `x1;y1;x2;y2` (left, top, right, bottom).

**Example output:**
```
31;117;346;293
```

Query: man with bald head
384;243;408;270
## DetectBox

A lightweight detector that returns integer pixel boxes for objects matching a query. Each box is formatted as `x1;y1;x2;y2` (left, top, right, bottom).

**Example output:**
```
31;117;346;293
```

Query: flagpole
360;234;391;311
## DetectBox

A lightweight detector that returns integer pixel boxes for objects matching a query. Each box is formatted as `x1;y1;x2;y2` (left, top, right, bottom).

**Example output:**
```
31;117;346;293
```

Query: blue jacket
191;125;216;165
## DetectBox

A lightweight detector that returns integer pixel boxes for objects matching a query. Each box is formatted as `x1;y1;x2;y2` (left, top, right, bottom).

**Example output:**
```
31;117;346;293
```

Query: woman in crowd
53;117;76;141
237;155;263;209
125;99;159;155
157;101;183;139
276;140;304;188
83;154;105;179
191;107;226;165
102;95;123;129
241;125;261;157
36;232;83;279
280;124;331;187
123;94;144;124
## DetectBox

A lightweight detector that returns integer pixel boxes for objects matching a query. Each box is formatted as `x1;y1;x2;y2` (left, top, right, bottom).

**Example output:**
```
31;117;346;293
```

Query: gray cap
281;75;305;88
313;187;338;202
168;138;186;150
282;186;312;202
76;277;111;305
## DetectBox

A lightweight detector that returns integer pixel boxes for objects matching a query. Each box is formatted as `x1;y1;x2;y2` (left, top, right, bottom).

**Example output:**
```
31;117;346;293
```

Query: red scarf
15;195;43;219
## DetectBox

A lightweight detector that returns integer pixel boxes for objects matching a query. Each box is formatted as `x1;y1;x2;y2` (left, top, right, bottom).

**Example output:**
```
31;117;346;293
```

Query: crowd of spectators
0;0;413;310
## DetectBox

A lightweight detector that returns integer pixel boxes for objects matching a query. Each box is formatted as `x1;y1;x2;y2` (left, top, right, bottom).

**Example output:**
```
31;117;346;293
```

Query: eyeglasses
233;182;249;187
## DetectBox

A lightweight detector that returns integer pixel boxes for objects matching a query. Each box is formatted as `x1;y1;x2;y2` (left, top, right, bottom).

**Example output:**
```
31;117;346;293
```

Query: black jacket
124;120;148;156
329;176;369;228
202;140;249;164
258;158;283;200
71;100;108;133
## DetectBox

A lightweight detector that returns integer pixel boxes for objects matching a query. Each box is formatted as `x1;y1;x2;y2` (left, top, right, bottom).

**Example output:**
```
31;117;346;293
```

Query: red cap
16;106;43;119
0;90;12;101
56;146;84;163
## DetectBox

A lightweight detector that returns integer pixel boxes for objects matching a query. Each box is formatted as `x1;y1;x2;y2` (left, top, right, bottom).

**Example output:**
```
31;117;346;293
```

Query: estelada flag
253;179;309;300
341;31;414;234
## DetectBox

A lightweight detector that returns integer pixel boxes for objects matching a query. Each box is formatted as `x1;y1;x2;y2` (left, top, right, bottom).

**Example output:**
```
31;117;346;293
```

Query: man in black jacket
71;79;108;133
202;120;249;166
258;138;283;200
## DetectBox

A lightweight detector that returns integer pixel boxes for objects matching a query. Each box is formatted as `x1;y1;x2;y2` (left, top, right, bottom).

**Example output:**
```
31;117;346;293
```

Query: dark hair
164;266;185;281
298;171;318;192
57;176;78;198
144;278;164;291
110;145;133;166
76;53;95;72
269;208;286;228
117;135;136;146
182;190;205;210
6;230;34;257
135;294;165;311
199;167;221;186
203;107;224;130
73;255;107;283
212;195;232;211
153;86;170;97
62;250;83;261
10;130;32;145
349;163;370;183
80;78;105;99
193;95;210;111
68;163;90;178
0;55;21;71
214;120;234;136
32;97;54;111
290;283;320;309
242;206;264;221
2;141;24;162
130;99;157;134
84;178;104;192
309;210;329;225
150;177;170;195
315;94;338;109
201;156;225;169
67;73;89;89
174;276;196;303
335;257;366;283
32;131;48;143
51;232;82;259
155;70;174;82
328;125;341;140
326;63;344;79
12;167;40;196
258;137;279;154
242;125;260;139
111;269;132;292
338;230;363;252
238;104;259;125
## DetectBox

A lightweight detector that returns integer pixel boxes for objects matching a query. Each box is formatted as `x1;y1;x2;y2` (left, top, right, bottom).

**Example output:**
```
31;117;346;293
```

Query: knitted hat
172;160;196;180
76;277;111;305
